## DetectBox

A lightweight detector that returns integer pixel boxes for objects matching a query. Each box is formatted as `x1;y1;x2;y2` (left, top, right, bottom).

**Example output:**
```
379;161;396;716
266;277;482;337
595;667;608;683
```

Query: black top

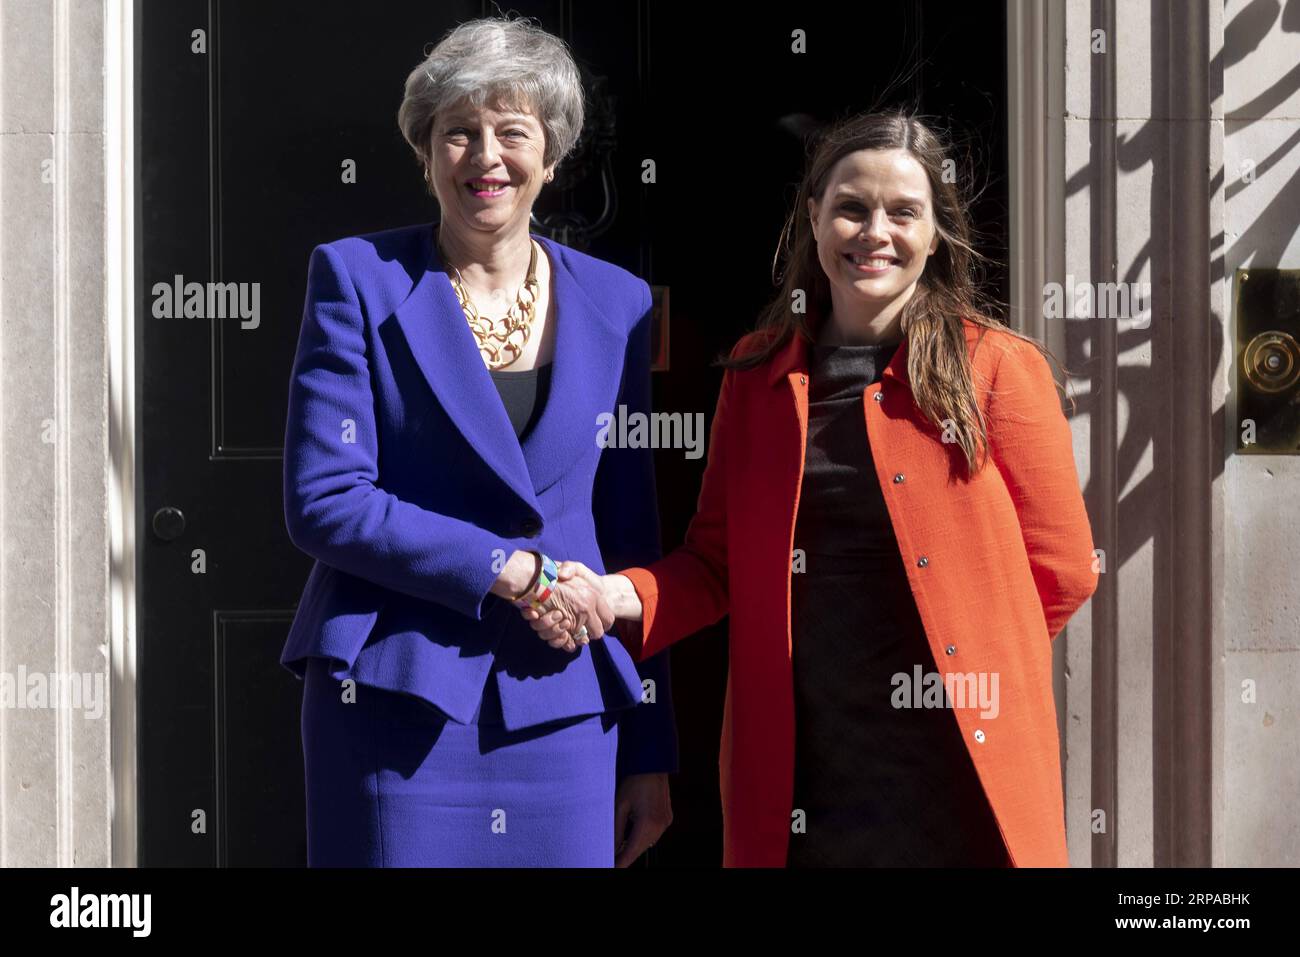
489;362;553;439
785;325;1008;867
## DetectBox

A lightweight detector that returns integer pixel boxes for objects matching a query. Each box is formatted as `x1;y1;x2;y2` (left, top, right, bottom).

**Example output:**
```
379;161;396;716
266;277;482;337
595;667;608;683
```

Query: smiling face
807;148;941;334
428;97;555;238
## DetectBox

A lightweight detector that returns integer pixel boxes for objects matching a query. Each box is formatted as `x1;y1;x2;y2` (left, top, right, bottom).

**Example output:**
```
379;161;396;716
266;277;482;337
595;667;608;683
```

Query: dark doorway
136;0;1007;866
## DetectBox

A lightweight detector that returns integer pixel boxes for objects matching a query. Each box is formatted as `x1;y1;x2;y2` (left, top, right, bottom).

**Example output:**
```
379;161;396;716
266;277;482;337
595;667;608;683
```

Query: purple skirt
301;655;619;867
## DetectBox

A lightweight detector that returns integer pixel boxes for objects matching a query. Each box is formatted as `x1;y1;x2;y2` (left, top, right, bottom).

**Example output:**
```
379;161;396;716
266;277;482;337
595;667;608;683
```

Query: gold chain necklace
443;238;540;371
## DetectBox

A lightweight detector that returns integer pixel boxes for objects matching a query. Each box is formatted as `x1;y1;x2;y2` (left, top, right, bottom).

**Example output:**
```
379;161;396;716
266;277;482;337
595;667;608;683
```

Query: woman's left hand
614;772;672;867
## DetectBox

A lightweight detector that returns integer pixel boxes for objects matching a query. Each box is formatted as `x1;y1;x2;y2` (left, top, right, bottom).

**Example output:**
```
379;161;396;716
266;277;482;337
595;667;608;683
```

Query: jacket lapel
391;228;628;512
392;226;538;513
520;235;627;494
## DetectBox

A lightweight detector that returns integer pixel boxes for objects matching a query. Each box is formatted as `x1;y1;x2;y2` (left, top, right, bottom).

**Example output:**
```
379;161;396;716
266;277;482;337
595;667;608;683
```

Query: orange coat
617;317;1099;867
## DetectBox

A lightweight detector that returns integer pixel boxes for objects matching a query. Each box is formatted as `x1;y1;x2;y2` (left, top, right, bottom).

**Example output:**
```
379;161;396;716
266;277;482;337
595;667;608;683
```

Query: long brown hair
724;109;1066;478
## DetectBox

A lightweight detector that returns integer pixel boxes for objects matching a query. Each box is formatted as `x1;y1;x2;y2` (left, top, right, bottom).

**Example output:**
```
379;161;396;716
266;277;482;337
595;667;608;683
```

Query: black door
136;0;1007;866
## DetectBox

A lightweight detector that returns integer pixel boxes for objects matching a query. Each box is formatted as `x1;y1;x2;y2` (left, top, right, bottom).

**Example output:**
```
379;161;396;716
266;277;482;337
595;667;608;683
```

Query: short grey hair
397;15;586;172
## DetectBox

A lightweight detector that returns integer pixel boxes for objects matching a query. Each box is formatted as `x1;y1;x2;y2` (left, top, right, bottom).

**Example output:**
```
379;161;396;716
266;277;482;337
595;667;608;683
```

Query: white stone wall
0;0;112;866
1055;0;1298;867
1220;0;1300;867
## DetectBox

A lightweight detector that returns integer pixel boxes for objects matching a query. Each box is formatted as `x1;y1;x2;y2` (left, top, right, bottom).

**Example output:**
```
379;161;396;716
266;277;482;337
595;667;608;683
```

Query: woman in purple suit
280;15;675;867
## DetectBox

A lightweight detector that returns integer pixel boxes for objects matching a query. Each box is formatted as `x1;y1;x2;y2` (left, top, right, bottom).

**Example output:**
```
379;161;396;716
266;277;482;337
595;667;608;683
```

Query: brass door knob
1241;331;1300;394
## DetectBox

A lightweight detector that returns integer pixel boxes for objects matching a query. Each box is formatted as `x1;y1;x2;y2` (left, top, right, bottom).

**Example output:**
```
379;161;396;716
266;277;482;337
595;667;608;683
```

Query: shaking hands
519;561;642;653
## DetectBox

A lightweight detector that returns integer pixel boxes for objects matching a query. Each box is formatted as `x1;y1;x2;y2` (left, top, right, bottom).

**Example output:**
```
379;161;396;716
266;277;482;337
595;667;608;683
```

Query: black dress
489;361;552;439
785;329;1009;867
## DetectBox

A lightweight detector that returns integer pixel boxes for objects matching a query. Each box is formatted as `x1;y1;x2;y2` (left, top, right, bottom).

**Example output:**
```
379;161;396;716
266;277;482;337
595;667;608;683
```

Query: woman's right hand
557;563;643;621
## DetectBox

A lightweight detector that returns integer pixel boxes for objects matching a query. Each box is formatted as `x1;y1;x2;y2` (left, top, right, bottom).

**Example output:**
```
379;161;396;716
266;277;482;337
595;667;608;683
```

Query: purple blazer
279;221;677;778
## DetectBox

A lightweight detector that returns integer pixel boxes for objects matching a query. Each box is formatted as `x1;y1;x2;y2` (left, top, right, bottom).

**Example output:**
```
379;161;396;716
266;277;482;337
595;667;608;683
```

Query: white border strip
0;0;7;872
53;0;73;870
106;0;138;868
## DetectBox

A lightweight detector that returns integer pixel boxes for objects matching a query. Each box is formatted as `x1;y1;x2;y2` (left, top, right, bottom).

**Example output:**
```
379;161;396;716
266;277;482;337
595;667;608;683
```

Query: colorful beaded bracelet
512;552;559;612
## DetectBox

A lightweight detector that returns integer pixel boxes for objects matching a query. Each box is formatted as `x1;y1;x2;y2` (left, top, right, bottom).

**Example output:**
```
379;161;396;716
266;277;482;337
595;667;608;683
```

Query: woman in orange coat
525;110;1099;867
